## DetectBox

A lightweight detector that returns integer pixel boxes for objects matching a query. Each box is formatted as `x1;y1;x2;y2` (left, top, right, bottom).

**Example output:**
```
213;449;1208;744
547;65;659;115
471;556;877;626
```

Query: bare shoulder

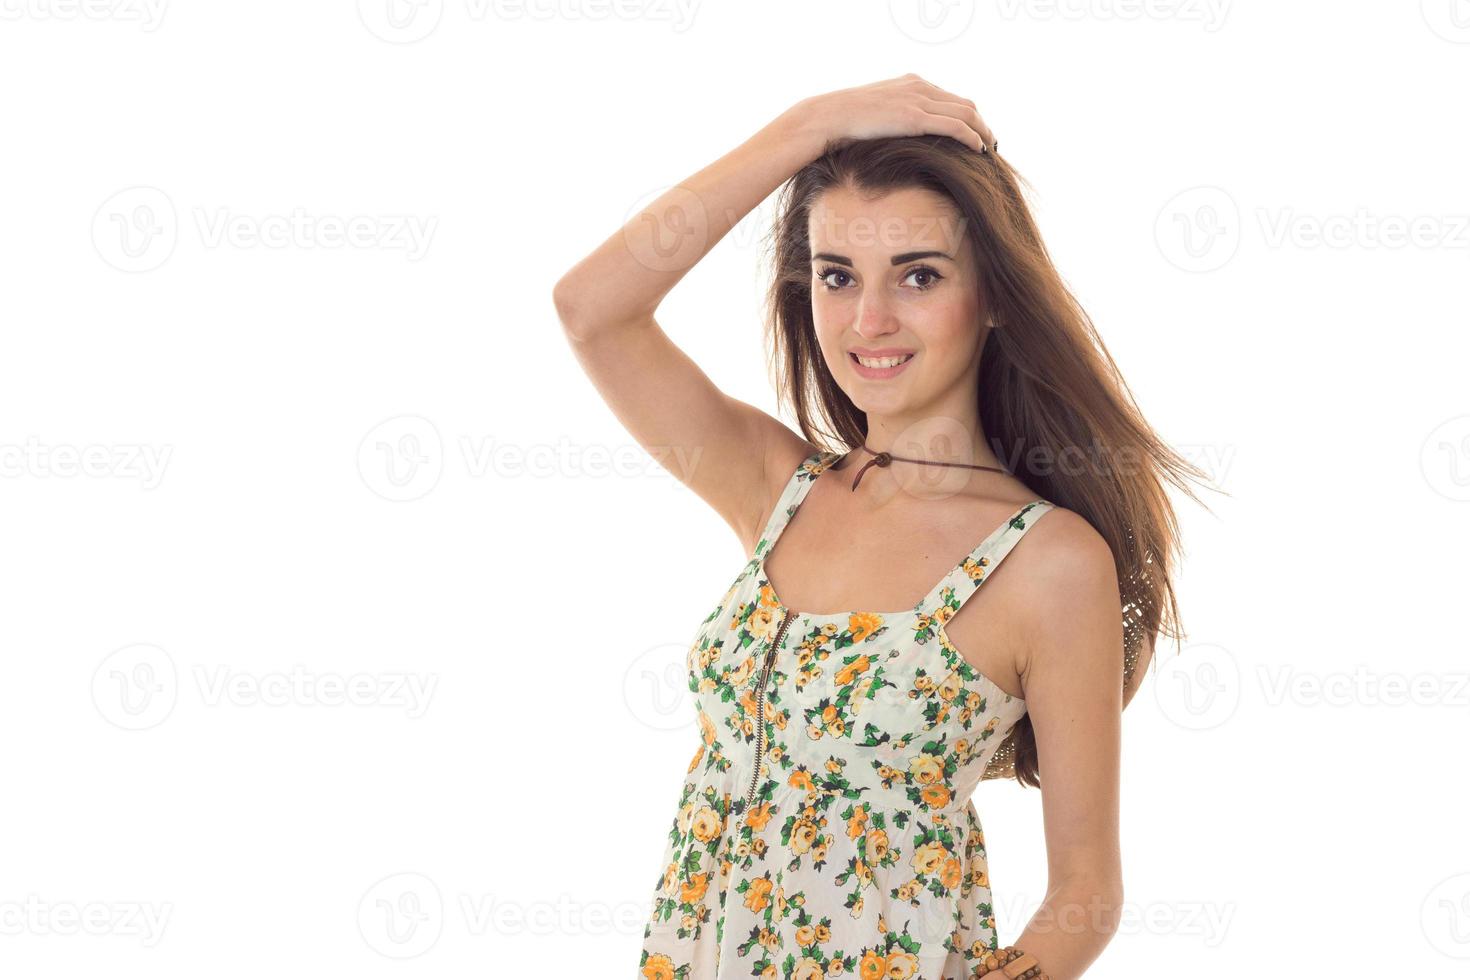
1027;505;1119;595
1016;505;1124;676
739;430;825;555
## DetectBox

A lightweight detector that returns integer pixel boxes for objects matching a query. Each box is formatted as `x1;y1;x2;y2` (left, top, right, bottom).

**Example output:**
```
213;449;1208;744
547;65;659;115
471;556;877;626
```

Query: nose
853;290;899;338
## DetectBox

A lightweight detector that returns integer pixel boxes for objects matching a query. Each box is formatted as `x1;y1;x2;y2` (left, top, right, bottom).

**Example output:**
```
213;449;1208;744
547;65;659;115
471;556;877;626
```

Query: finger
921;109;986;153
920;98;994;151
917;89;995;148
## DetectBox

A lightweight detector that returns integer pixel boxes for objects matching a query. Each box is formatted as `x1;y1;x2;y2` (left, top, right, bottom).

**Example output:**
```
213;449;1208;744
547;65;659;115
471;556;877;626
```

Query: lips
849;350;915;379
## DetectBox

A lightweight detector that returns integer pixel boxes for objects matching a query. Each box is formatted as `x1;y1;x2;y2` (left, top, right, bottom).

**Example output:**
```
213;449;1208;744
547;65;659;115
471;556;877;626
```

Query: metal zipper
743;608;795;811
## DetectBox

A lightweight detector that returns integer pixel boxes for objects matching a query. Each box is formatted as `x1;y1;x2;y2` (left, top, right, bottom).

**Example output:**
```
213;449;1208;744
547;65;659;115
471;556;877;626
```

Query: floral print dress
638;449;1055;980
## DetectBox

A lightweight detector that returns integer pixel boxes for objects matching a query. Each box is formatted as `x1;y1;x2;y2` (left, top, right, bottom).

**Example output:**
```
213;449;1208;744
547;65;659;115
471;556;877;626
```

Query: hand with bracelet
973;944;1051;978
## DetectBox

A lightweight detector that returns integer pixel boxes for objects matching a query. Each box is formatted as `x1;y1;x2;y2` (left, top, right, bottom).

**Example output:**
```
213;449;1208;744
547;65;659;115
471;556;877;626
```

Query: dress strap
751;449;838;561
915;499;1056;618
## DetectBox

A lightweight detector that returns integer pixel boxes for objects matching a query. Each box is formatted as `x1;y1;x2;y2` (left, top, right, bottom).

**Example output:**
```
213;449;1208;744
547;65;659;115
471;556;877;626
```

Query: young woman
554;74;1205;980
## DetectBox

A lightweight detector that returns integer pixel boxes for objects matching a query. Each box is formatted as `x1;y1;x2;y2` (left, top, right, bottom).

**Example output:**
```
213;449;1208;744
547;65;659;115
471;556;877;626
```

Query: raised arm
551;102;829;550
552;76;993;551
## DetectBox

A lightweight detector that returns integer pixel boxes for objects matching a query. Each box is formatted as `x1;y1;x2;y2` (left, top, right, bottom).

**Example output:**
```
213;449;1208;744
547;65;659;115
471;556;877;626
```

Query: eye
816;265;852;291
902;265;944;290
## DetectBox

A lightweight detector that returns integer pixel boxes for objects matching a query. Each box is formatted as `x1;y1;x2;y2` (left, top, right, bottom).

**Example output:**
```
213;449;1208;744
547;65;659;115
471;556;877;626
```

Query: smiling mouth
851;353;915;369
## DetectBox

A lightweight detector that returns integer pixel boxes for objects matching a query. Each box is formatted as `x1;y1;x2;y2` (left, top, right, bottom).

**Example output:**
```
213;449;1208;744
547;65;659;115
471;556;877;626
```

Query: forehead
807;184;968;258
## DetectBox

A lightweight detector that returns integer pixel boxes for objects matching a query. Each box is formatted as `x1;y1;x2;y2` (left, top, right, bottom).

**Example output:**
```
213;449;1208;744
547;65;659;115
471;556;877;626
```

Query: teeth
855;353;913;369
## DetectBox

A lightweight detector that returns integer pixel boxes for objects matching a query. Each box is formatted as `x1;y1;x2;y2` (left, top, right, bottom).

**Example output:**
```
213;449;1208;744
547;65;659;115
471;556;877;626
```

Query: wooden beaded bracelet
974;944;1051;979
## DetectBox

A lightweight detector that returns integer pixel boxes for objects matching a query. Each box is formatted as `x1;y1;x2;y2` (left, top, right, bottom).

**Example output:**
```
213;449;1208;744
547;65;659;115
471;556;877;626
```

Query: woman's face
807;185;989;420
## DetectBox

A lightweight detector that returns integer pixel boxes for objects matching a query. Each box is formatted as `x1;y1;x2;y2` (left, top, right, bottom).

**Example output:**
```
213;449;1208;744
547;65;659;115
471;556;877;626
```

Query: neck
848;424;1006;473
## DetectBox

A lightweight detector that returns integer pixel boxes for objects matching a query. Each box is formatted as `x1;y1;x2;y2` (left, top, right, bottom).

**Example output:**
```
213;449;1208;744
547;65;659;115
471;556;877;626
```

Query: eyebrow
810;250;953;266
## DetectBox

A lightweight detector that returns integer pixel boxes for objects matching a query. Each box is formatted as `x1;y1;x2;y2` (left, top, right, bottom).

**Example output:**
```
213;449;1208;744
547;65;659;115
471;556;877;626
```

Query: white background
2;1;1468;977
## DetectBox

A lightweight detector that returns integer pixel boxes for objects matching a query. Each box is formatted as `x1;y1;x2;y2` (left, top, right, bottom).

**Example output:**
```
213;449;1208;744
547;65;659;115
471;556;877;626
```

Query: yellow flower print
911;840;949;877
748;601;780;638
745;800;773;832
790;818;819;855
743;875;774;914
834;654;873;688
961;554;991;584
908;753;945;786
846;805;869;839
885;950;919;978
937;670;963;703
690;806;723;843
847;612;884;644
793;955;825;979
680;871;709;904
858;949;888;979
869;828;890;863
919;782;951;809
641;953;676;980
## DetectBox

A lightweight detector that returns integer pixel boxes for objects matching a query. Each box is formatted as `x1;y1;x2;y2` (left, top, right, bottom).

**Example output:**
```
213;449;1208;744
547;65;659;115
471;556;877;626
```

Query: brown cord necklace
845;442;1009;491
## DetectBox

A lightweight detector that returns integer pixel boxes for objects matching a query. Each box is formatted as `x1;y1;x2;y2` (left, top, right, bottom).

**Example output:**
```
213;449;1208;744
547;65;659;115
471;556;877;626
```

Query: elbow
1051;873;1125;941
552;276;588;340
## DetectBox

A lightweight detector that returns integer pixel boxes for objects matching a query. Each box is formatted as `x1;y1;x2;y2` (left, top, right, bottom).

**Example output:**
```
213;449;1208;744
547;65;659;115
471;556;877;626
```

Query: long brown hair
760;134;1216;788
